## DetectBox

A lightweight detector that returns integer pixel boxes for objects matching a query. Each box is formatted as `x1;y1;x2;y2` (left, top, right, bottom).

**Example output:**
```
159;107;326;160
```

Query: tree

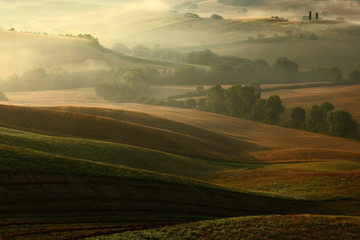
305;102;334;133
347;70;360;84
316;67;342;82
184;98;197;109
305;104;323;133
250;99;266;121
263;95;285;124
319;101;335;132
113;43;130;53
327;109;359;139
273;57;299;74
272;57;299;83
287;107;306;129
211;14;224;20
206;84;225;114
197;98;208;111
223;85;258;118
95;82;122;101
186;49;219;66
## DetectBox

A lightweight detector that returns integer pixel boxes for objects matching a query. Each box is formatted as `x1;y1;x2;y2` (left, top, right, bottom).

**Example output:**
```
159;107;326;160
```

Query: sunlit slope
263;85;360;122
1;125;359;203
110;103;360;162
97;215;360;240
0;126;222;181
213;161;360;201
0;30;179;78
0;104;259;163
47;106;258;150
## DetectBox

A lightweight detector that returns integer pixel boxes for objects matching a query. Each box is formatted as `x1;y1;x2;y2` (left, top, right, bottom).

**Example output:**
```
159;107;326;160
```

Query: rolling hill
0;127;333;239
118;19;360;71
1;104;360;238
0;30;182;79
0;104;260;163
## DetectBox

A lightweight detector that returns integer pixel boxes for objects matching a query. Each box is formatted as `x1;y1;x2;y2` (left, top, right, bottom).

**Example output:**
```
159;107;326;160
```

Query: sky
0;0;359;45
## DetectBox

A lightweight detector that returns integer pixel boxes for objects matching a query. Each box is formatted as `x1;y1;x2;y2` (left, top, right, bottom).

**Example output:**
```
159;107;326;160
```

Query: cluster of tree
113;46;356;85
112;46;250;66
138;84;284;125
139;97;197;109
58;33;99;45
0;67;167;92
199;85;284;124
211;14;224;20
95;69;151;102
284;102;359;139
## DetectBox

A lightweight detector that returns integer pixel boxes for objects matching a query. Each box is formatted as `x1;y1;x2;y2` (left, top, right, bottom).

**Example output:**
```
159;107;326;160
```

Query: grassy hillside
213;161;360;201
0;126;222;181
0;143;329;239
1;104;360;238
1;123;360;203
96;215;360;240
0;104;259;163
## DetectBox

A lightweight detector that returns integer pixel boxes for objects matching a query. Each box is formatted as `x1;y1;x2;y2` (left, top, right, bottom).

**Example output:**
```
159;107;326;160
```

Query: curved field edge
94;215;360;240
251;148;360;163
107;103;360;155
0;104;259;163
0;126;225;180
46;106;360;164
1;126;359;202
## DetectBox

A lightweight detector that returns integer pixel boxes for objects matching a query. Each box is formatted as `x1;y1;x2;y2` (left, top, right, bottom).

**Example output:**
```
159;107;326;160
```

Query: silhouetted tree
327;109;359;139
206;84;226;114
347;70;360;84
184;98;197;109
264;95;285;124
287;107;306;129
250;99;266;121
211;14;224;20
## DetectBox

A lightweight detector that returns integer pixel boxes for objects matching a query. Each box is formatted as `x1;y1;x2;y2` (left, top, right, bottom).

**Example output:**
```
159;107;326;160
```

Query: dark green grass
0;142;329;239
0;127;223;180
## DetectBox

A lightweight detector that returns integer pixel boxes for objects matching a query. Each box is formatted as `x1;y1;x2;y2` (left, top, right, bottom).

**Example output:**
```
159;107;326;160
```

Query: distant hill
0;30;181;79
118;19;360;71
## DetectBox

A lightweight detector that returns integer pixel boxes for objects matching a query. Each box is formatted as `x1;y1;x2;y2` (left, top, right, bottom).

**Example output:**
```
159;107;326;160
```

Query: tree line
113;46;360;85
284;102;359;139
